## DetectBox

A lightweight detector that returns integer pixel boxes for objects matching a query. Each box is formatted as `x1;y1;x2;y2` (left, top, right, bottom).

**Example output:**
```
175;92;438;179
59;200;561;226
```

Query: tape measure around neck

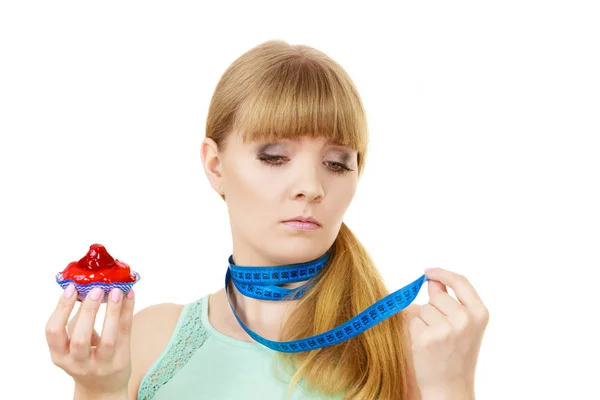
225;252;427;353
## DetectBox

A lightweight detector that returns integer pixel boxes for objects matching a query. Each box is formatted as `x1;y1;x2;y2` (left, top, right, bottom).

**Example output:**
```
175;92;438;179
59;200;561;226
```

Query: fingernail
111;288;122;302
89;287;103;301
126;290;134;299
425;268;434;272
63;283;75;299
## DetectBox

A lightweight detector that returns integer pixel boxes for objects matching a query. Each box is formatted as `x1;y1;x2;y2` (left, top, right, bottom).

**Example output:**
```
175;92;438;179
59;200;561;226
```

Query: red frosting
62;244;136;284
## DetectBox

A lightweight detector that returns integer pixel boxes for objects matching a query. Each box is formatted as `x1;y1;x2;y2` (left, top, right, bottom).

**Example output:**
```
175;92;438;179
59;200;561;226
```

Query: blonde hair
205;40;410;399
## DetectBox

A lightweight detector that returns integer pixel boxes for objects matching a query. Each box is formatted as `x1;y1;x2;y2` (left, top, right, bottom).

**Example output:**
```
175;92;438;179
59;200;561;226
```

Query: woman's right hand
45;283;136;399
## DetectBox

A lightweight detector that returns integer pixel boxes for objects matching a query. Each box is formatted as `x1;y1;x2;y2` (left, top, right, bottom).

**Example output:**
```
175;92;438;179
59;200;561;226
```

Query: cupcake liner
56;271;141;303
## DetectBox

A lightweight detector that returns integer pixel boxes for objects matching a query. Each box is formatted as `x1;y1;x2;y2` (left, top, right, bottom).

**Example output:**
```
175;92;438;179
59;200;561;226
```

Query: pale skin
45;132;488;399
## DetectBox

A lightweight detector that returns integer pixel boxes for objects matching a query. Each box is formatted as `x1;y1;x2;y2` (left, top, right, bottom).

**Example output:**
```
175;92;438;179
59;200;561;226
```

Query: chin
269;239;331;264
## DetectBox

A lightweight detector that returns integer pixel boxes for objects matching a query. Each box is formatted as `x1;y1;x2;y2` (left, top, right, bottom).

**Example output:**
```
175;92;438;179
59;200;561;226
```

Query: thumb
427;279;448;299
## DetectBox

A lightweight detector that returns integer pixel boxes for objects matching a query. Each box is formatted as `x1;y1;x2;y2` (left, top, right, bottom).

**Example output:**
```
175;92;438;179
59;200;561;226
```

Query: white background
1;1;598;399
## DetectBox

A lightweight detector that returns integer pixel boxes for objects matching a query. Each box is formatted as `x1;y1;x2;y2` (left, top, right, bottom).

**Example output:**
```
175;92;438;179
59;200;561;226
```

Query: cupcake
56;244;141;303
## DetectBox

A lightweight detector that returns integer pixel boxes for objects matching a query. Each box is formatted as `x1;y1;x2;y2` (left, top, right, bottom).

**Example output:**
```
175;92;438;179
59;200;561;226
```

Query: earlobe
201;138;224;195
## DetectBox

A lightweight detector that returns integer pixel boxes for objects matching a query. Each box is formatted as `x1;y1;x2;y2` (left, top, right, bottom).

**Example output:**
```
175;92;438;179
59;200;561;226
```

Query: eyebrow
257;143;283;153
326;141;356;159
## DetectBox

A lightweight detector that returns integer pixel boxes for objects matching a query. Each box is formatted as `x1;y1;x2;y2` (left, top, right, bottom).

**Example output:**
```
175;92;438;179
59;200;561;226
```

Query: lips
281;216;322;231
283;216;321;226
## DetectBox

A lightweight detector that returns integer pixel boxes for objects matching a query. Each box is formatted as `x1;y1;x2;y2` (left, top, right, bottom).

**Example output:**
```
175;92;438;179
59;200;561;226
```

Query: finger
115;289;135;357
92;329;100;347
68;305;101;346
409;316;427;339
66;305;80;335
424;268;482;309
90;329;101;347
46;283;78;359
428;291;464;317
419;303;447;327
428;290;470;330
69;287;104;362
427;279;448;300
96;288;124;361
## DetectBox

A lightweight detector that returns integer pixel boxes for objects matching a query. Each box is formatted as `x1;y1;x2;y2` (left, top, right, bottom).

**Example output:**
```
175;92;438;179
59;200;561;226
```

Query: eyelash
256;154;353;175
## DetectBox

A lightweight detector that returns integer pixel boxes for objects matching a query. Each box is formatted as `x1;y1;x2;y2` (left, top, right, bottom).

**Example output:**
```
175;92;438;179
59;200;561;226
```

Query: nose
289;164;324;202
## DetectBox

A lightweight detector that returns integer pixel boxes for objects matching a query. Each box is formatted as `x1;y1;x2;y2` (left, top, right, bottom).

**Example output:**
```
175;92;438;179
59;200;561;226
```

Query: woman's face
201;130;359;265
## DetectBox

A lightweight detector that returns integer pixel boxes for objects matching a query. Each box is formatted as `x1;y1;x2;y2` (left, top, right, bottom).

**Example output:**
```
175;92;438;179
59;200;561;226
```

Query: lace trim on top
138;297;209;400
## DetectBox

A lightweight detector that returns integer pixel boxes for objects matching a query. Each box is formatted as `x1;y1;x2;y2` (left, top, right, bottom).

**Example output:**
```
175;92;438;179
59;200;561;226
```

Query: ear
201;137;224;196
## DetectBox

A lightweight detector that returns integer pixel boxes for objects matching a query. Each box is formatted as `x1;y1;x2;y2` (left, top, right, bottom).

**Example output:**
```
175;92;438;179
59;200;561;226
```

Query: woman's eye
257;154;287;165
325;161;353;174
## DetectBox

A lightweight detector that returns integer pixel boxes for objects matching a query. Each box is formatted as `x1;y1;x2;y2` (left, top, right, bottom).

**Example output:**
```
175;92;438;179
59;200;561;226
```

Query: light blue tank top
137;295;344;400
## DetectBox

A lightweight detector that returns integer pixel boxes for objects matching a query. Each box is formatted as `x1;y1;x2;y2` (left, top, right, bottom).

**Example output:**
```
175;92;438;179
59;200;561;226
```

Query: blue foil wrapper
56;271;141;303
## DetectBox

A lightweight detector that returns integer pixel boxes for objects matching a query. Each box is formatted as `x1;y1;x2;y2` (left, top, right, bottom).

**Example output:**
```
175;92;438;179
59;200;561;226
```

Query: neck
226;276;304;338
225;248;323;340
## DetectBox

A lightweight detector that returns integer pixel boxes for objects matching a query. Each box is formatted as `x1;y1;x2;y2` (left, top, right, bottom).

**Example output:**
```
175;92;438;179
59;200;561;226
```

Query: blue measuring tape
225;252;428;353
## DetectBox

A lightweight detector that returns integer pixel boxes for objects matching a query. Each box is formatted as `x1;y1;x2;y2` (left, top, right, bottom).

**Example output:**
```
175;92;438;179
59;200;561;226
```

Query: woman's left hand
409;268;489;397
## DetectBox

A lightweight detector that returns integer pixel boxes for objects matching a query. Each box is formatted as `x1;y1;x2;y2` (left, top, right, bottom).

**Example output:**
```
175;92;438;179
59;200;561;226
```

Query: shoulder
401;303;423;400
128;302;185;400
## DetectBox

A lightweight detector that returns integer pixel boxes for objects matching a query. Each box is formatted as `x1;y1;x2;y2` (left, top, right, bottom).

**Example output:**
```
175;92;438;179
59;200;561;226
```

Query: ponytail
277;222;410;399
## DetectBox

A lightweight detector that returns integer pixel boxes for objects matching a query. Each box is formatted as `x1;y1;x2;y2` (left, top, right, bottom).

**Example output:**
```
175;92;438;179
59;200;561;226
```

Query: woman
46;40;489;400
